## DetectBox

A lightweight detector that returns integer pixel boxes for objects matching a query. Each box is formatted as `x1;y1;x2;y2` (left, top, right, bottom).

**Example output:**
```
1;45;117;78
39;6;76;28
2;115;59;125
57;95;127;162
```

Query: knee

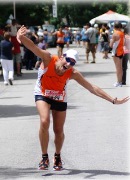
40;118;50;131
53;127;64;136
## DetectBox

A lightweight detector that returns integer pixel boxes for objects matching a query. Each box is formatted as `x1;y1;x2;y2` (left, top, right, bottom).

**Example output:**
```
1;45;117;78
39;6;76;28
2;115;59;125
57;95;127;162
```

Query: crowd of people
0;20;130;87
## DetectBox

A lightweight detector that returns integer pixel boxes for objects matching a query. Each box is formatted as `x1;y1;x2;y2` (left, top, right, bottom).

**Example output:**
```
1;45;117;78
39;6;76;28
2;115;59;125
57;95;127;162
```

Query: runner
17;25;129;171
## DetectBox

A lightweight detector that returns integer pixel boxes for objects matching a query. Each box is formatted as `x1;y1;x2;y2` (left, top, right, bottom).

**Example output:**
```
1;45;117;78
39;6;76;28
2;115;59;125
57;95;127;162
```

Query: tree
0;2;128;28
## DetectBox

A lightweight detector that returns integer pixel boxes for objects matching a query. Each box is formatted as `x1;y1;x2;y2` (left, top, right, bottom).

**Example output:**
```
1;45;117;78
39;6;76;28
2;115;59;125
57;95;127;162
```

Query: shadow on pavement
0;105;37;118
43;168;130;179
0;167;39;179
0;104;78;118
0;167;129;179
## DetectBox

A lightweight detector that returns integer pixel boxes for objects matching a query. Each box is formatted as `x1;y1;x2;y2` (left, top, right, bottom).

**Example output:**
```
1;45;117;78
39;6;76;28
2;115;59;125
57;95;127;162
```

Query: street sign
52;0;57;18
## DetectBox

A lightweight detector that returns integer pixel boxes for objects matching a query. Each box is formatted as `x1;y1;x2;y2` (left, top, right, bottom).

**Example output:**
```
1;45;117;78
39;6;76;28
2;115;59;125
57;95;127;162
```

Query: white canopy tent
90;10;130;24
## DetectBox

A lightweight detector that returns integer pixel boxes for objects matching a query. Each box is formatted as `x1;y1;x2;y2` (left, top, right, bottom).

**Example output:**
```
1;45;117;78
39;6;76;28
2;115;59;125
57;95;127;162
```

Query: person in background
12;36;22;76
110;22;124;87
0;32;14;85
52;26;65;58
8;19;22;76
100;28;110;59
35;36;46;70
93;24;100;51
24;31;38;70
98;24;107;52
43;29;48;49
0;25;4;41
80;26;87;48
85;23;98;63
122;26;130;85
75;28;81;47
64;26;71;49
17;25;129;171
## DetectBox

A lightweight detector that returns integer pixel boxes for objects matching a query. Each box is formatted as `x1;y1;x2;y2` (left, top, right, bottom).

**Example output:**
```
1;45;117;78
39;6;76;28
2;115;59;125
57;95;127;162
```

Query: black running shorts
35;95;67;111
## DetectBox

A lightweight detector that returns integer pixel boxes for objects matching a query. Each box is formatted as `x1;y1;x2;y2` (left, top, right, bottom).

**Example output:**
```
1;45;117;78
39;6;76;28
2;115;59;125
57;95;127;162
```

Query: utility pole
13;1;16;19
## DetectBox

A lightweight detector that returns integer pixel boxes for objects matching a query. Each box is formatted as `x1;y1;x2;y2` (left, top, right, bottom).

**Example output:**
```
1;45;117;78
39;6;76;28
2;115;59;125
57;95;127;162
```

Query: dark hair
12;19;17;24
86;23;91;27
39;36;44;42
114;21;122;29
124;26;130;34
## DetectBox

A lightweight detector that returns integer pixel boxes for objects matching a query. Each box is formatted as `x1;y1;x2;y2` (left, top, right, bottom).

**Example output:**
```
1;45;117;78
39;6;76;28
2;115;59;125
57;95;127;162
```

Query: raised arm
71;69;129;105
17;25;51;63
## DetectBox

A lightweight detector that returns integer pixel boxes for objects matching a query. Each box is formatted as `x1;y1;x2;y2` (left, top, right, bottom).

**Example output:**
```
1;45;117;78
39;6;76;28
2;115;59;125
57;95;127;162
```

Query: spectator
98;24;107;52
64;26;72;49
94;24;100;51
43;28;48;49
110;21;124;87
75;29;81;47
100;28;110;59
24;31;38;70
8;19;22;76
80;26;87;48
12;36;22;76
0;32;14;85
85;23;98;63
122;26;130;85
35;36;46;70
0;25;4;42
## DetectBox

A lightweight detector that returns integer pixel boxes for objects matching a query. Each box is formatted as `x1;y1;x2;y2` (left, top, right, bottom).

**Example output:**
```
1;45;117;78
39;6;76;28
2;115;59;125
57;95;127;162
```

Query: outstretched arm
17;25;51;64
71;69;129;105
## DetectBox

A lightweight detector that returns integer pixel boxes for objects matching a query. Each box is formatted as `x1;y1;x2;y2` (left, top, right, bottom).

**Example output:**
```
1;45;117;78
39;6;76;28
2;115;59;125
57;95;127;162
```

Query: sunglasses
65;57;76;66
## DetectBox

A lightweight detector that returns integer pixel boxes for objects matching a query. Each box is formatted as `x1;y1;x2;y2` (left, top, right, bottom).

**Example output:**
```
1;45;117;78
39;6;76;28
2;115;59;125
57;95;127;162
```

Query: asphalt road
0;43;130;180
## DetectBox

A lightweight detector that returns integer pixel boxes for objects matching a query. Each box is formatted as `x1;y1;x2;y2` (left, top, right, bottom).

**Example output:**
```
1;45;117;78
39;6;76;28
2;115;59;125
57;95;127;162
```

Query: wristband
112;98;117;104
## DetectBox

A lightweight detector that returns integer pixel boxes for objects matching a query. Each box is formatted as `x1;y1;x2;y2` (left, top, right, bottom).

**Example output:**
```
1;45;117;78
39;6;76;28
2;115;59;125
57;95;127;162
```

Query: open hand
113;96;130;104
17;25;27;44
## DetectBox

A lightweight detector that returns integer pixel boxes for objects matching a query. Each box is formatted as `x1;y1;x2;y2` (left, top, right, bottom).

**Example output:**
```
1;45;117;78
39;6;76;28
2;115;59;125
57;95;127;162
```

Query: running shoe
113;82;122;87
4;82;8;86
53;153;63;171
8;79;13;85
38;154;49;170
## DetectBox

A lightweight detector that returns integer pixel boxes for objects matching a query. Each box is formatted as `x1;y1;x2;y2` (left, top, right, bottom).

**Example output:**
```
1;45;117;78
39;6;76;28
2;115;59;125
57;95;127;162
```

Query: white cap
63;49;79;62
94;24;98;28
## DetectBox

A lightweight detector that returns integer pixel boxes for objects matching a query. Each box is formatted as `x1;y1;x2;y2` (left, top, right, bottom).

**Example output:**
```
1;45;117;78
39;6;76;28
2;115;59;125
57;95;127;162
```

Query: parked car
42;24;57;47
108;21;128;39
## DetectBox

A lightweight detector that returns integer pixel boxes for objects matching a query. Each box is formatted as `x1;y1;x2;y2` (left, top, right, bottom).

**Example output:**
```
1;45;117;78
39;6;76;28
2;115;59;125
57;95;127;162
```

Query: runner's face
56;57;75;75
61;57;76;70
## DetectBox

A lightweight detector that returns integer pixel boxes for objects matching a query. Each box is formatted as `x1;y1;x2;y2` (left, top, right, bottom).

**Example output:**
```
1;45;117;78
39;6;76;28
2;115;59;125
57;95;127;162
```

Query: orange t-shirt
56;31;65;44
114;30;124;56
40;55;73;102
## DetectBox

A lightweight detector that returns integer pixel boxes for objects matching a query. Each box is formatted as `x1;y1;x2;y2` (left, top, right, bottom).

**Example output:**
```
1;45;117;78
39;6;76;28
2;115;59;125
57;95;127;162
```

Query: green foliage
0;2;128;28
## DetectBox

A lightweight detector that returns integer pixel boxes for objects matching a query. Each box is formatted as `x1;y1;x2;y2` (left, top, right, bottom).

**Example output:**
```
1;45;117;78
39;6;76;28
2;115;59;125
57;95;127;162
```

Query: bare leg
86;53;89;63
92;52;96;62
113;56;123;83
52;110;66;154
36;100;51;154
57;46;63;58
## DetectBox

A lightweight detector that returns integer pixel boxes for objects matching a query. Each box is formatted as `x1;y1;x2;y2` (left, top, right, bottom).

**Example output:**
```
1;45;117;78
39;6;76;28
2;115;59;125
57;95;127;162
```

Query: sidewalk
0;45;130;180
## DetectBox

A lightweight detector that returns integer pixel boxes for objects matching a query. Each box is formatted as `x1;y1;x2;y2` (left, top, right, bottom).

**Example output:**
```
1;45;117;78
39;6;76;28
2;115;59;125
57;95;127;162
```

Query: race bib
45;89;65;101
